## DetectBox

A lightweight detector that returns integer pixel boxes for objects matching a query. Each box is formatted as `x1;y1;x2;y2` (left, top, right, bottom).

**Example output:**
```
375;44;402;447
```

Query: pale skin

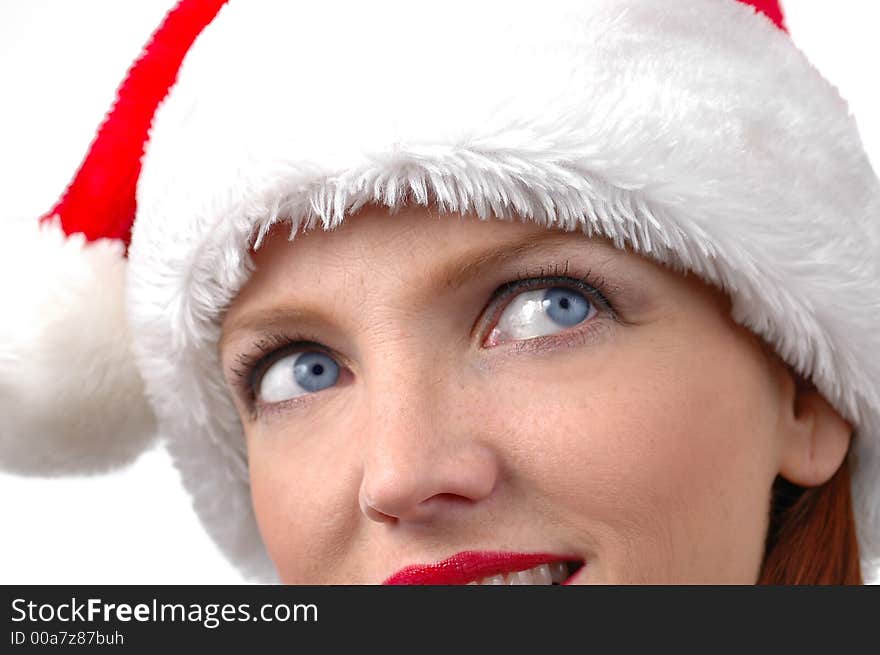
219;204;852;584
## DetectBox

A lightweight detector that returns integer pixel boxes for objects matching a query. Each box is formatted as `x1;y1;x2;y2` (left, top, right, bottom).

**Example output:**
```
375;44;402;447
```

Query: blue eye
231;267;619;419
486;286;597;347
257;351;340;404
544;287;593;326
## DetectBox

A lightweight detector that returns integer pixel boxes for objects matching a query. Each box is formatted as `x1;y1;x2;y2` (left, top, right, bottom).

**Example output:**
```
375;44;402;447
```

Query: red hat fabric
37;0;787;252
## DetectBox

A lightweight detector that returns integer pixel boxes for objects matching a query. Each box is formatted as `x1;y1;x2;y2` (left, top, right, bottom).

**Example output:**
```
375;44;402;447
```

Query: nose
357;378;500;524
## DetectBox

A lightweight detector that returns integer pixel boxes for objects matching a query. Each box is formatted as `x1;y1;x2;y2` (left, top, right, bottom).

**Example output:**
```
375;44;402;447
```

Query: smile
382;551;585;585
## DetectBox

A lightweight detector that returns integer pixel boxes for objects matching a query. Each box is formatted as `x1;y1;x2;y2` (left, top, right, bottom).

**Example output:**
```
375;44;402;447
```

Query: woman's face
219;205;804;584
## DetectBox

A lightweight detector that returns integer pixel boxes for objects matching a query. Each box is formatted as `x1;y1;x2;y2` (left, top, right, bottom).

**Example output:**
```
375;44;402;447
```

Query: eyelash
229;260;621;421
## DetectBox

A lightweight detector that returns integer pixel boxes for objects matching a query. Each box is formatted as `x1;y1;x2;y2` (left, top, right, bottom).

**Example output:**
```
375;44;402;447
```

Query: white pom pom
0;216;156;475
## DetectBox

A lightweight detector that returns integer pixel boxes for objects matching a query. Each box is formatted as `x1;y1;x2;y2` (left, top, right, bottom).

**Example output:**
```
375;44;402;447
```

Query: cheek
246;428;359;583
483;326;782;582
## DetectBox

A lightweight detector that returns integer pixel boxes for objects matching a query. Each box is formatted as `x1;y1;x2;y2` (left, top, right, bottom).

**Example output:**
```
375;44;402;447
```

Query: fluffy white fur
127;0;880;583
0;217;156;475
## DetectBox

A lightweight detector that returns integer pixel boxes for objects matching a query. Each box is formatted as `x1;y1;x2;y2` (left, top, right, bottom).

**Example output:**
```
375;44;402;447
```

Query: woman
1;0;878;584
225;204;857;584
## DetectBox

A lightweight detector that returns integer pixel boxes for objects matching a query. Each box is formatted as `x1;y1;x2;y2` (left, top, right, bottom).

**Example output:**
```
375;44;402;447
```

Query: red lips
383;550;578;585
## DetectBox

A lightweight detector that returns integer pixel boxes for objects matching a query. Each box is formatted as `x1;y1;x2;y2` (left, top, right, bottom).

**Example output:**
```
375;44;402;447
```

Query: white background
1;1;878;583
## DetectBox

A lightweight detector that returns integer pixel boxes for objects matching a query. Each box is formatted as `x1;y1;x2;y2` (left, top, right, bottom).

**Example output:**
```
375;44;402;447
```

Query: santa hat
1;0;878;583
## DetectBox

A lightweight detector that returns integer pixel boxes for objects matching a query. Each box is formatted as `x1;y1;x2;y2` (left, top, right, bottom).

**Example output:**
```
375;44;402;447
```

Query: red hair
758;458;862;584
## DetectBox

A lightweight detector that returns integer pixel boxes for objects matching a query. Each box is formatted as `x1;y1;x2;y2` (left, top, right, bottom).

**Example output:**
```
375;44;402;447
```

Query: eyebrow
220;228;612;351
438;229;600;292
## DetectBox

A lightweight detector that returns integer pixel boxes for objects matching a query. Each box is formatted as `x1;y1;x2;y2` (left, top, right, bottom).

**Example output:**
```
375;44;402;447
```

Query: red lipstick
383;550;579;585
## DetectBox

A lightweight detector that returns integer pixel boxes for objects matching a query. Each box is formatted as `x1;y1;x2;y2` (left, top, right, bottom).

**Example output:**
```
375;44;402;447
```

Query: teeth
533;563;553;585
549;562;568;584
468;562;574;585
508;569;534;585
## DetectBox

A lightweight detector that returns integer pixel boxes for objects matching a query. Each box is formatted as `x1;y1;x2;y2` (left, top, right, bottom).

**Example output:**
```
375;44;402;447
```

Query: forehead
247;203;624;277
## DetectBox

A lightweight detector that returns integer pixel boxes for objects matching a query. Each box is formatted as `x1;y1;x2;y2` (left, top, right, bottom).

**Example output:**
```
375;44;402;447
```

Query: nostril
359;490;398;524
426;492;480;506
359;442;499;523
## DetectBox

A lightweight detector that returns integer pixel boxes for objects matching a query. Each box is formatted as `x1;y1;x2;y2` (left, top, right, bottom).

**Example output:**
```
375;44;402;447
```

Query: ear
776;369;852;488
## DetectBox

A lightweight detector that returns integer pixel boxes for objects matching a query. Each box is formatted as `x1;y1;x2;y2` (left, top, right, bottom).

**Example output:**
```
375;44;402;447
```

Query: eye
485;286;598;347
257;350;341;404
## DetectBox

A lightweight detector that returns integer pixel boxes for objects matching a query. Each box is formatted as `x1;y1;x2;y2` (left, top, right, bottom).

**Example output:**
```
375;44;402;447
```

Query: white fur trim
128;0;880;582
0;217;156;475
